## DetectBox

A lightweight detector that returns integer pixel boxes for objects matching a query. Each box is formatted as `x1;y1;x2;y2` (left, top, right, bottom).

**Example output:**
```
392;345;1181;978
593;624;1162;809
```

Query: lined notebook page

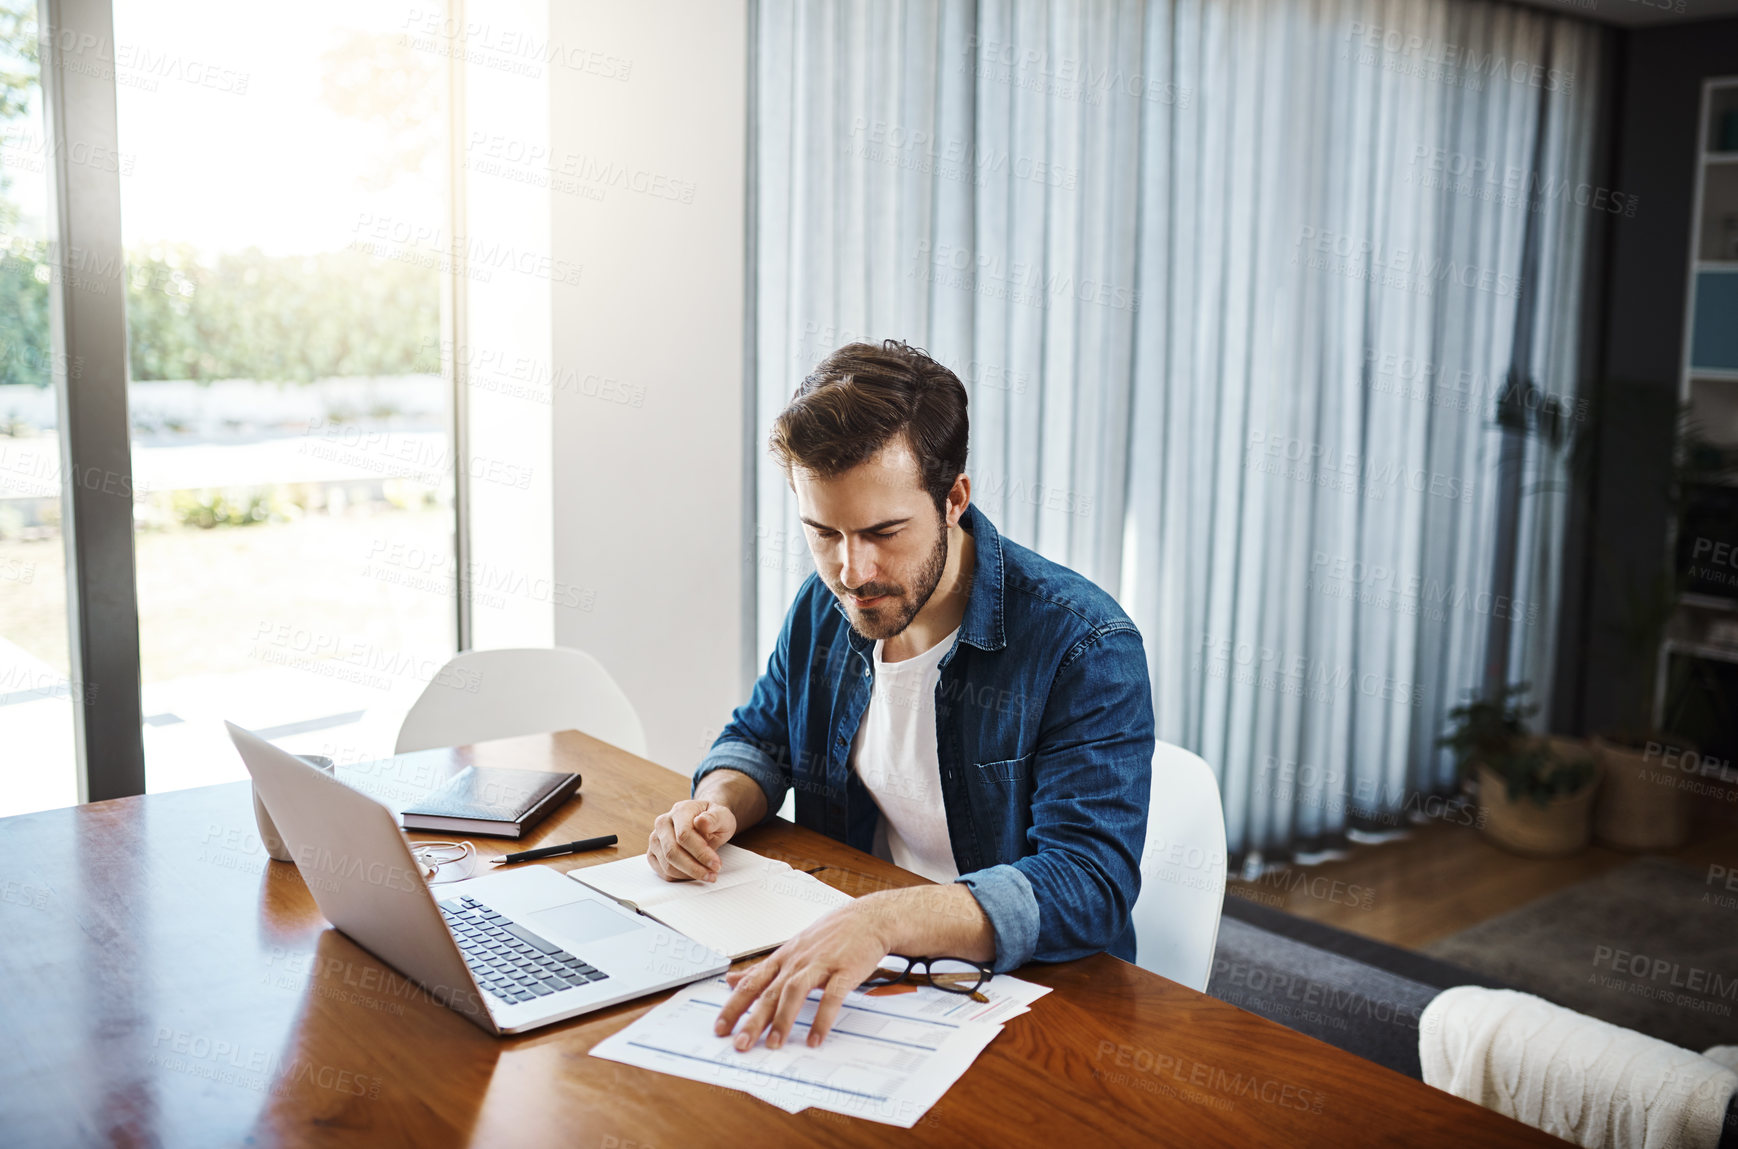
567;843;770;910
648;875;855;959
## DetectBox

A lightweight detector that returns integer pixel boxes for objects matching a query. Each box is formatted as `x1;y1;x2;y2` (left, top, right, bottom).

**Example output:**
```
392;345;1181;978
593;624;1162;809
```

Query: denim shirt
693;502;1155;973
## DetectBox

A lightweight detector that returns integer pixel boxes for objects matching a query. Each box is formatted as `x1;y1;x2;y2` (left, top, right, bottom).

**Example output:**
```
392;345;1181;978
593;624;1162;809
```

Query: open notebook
565;845;854;960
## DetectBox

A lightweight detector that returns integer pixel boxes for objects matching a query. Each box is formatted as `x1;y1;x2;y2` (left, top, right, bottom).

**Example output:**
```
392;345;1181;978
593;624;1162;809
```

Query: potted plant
1440;683;1599;857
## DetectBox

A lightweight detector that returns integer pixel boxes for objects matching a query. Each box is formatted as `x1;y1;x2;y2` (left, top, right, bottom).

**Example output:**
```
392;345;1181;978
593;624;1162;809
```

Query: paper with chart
589;969;1052;1125
856;967;1053;1027
590;974;1006;1126
566;844;854;959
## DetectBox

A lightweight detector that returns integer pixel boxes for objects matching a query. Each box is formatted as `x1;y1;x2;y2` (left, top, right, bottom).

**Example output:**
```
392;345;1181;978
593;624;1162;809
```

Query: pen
490;834;618;864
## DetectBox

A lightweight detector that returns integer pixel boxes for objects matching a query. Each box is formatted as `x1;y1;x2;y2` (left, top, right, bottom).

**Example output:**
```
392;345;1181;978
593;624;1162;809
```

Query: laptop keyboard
437;895;610;1004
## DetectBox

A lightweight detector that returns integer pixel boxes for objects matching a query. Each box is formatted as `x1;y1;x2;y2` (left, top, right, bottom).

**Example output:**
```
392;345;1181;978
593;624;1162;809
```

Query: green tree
0;1;46;387
0;8;444;389
320;28;443;193
126;245;440;382
0;0;37;232
0;246;49;387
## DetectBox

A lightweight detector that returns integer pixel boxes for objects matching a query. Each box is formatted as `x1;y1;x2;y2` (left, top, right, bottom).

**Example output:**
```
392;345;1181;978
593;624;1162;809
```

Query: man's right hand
647;799;737;882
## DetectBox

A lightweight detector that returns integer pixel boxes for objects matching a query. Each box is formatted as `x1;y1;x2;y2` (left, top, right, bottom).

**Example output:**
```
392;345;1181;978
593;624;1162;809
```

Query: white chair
394;647;650;761
1128;740;1228;992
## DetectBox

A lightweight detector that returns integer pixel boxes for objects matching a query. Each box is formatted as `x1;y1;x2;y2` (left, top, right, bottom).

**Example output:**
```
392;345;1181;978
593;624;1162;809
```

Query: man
647;339;1155;1053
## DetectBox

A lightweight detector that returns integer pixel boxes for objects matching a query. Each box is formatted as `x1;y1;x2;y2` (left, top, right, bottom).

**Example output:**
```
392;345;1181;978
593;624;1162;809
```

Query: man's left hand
714;902;891;1051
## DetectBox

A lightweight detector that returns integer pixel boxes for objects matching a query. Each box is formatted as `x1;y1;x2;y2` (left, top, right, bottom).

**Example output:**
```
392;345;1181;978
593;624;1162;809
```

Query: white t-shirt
848;625;962;883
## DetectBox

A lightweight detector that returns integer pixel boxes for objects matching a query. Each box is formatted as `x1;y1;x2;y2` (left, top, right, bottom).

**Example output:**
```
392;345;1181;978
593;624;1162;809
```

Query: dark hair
769;339;969;515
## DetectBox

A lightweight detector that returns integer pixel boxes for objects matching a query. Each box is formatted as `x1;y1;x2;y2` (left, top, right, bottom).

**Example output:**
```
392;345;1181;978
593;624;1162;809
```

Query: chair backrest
394;647;650;762
1129;740;1227;992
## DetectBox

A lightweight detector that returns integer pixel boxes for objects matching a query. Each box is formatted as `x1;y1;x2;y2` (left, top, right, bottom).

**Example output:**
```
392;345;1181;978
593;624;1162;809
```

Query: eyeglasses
861;954;994;1000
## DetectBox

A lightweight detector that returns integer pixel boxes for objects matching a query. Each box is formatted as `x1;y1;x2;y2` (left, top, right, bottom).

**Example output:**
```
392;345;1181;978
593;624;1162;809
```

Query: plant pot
1591;735;1692;851
1475;763;1596;857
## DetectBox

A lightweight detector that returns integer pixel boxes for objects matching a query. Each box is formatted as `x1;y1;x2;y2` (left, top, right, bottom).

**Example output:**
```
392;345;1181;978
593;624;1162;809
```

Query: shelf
1697;154;1738;261
1669;76;1738;704
1710;77;1738;156
1663;639;1738;665
1681;593;1738;612
1691;269;1738;371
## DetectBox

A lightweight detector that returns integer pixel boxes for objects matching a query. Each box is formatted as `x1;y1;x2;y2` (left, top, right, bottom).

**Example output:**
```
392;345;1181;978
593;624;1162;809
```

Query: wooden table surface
0;730;1565;1148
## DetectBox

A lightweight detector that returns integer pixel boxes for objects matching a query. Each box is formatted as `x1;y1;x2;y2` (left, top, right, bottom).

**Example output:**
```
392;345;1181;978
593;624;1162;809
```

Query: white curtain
752;0;1605;865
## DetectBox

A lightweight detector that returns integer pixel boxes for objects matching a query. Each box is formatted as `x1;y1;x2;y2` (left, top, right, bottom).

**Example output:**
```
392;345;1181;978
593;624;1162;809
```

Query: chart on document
589;976;1011;1127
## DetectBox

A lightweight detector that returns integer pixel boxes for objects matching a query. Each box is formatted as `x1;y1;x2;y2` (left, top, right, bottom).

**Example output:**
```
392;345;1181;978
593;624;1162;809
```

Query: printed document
590;969;1051;1125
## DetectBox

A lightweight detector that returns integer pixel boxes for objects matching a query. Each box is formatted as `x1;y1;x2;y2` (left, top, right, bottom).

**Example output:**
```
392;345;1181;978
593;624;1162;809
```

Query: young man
646;340;1155;1052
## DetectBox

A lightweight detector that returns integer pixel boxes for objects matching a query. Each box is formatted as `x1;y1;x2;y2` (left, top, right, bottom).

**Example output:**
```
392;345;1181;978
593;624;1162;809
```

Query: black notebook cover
399;766;581;838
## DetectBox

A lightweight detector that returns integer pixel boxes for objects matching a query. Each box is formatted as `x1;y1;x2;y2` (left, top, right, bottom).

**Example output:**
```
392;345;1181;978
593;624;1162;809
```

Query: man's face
792;439;950;641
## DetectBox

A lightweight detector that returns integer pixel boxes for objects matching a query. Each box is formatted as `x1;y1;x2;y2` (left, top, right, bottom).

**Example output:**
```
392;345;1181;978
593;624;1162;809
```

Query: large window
0;0;76;815
2;0;469;813
112;0;458;791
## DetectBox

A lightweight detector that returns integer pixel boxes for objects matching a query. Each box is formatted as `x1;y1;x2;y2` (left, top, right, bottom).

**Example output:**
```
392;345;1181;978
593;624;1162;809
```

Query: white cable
412;840;477;884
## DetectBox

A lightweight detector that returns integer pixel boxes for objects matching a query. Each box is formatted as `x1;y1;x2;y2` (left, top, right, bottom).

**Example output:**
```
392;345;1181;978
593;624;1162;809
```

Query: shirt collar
828;501;1007;653
953;502;1006;651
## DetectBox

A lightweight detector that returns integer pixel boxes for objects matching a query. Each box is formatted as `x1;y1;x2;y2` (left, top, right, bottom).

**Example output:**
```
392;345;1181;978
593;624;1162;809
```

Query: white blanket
1419;986;1738;1149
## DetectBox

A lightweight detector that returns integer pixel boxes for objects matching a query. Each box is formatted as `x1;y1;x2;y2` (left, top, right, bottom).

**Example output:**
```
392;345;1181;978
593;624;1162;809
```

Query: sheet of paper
590;975;1005;1127
851;970;1053;1027
566;843;770;910
649;875;855;959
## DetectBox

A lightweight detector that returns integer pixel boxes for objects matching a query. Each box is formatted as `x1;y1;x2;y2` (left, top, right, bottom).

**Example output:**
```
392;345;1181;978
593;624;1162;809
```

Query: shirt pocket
966;752;1035;863
972;752;1034;783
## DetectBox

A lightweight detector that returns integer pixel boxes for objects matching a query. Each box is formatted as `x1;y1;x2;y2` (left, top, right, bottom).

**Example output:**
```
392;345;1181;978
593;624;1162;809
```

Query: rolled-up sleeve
955;864;1039;973
693;605;795;826
957;624;1154;972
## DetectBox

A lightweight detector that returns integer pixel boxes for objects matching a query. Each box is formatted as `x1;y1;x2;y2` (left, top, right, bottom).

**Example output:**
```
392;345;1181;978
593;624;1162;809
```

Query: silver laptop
227;722;729;1035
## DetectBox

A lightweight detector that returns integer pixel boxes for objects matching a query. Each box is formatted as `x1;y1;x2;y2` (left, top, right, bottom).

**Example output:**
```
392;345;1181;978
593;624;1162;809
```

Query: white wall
547;0;751;772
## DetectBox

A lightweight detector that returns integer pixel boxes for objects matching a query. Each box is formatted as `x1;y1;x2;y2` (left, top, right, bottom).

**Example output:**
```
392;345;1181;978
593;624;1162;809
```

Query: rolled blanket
1420;986;1738;1149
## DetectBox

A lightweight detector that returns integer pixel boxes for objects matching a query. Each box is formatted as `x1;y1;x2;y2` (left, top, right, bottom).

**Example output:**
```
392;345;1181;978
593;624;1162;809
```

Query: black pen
489;834;618;864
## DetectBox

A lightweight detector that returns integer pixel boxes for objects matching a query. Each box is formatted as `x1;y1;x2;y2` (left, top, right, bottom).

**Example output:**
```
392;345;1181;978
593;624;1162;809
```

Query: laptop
226;722;730;1035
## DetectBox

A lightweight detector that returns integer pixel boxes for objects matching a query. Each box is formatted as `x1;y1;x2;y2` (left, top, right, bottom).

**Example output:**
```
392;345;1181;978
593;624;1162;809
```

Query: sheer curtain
752;0;1605;867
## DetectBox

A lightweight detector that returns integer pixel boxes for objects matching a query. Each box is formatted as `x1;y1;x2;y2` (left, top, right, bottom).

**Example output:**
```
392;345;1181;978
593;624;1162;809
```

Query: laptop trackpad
524;898;645;947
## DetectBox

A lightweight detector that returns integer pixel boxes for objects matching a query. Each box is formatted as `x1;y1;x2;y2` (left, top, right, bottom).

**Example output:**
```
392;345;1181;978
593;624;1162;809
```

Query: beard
833;517;950;641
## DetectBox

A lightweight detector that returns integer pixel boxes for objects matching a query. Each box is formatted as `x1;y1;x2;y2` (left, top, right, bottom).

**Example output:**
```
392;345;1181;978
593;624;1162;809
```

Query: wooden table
0;731;1565;1147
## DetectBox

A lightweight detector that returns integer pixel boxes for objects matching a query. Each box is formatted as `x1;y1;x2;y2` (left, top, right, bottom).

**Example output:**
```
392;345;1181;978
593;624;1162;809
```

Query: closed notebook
399;766;581;838
565;844;854;959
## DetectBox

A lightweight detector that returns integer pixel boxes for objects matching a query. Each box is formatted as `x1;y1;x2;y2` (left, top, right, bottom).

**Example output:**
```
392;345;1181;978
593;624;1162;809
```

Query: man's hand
714;901;892;1051
647;799;736;882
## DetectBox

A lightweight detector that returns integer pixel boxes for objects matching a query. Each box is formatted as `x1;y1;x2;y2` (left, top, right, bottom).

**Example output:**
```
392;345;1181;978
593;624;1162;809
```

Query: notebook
398;766;581;837
565;844;854;959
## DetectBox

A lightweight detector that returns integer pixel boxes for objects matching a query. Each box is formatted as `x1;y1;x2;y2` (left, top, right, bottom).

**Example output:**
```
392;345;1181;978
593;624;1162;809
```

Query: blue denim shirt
693;502;1155;972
